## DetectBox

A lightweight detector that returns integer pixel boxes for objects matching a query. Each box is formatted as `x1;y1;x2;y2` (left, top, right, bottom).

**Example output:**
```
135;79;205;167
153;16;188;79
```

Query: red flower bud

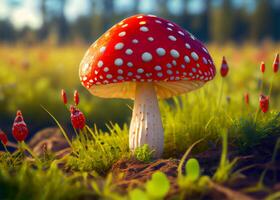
12;110;29;142
220;56;229;77
70;106;86;129
61;89;67;104
0;130;8;146
259;94;269;113
273;53;279;73
74;90;80;106
244;93;249;105
260;61;265;73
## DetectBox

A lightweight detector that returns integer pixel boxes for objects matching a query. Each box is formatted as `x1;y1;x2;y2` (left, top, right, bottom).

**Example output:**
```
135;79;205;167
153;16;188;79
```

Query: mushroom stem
129;82;164;157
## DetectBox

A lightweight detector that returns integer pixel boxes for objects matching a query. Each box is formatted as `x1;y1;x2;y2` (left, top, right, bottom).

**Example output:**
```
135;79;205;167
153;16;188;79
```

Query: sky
0;0;256;30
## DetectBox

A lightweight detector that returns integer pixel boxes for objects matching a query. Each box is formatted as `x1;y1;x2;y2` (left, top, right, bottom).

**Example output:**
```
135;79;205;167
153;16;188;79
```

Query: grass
0;43;280;199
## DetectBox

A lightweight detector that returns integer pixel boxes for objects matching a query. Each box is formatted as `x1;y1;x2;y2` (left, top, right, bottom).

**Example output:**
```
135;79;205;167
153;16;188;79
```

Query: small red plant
12;110;29;142
244;93;249;105
74;90;80;106
220;56;229;77
259;94;269;113
61;89;67;104
0;130;8;146
273;53;279;73
260;61;265;73
70;105;86;130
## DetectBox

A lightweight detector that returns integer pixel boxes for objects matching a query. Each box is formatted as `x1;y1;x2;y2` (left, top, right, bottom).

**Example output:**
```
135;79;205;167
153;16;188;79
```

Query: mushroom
79;14;216;157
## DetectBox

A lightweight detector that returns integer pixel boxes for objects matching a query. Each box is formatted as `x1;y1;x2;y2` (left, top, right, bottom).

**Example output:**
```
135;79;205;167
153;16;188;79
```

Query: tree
250;0;273;41
209;0;234;43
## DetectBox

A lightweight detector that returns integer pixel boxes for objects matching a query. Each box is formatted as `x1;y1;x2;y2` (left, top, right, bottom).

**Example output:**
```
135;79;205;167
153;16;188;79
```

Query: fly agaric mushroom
79;14;216;157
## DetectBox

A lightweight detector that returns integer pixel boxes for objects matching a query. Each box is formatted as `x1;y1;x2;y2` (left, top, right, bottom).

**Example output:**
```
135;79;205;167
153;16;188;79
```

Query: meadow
0;42;280;200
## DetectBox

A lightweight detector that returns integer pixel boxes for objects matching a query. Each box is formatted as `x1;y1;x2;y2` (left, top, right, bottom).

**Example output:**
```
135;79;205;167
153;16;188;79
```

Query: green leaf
145;171;170;198
185;158;200;181
129;189;149;200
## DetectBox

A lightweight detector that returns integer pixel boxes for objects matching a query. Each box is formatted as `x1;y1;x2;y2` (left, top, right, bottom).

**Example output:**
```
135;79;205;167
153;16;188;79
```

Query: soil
14;128;280;199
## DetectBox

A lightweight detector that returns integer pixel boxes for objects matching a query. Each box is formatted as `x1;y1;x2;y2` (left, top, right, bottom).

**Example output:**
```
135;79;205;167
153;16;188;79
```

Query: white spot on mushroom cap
154;65;162;71
157;72;163;77
192;68;197;73
141;52;153;62
97;60;103;67
167;70;173;75
128;72;133;76
121;24;128;28
114;58;123;66
185;43;191;49
202;47;208;53
178;31;184;36
167;23;174;27
139;21;146;25
156;48;166;56
132;39;139;44
115;42;124;50
170;49;180;58
137;16;143;19
117;76;124;80
127;62;133;67
140;26;149;32
184;55;190;63
168;35;177;41
118;31;126;37
125;49;133;55
167;63;172;68
148;37;154;42
100;46;106;53
137;68;144;74
203;57;208;64
106;74;112;79
117;69;123;74
191;52;199;61
103;67;109;72
155;20;162;24
167;27;173;31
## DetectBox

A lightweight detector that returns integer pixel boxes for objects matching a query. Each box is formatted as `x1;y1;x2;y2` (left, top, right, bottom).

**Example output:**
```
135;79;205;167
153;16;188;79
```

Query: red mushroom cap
79;14;216;99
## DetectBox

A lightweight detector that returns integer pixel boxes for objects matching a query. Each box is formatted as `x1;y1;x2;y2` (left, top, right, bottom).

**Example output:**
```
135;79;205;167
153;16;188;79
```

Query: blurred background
0;0;279;139
0;0;280;44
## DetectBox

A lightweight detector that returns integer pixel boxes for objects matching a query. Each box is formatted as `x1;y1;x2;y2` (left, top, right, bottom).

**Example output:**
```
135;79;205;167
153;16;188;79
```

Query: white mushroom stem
129;82;164;157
